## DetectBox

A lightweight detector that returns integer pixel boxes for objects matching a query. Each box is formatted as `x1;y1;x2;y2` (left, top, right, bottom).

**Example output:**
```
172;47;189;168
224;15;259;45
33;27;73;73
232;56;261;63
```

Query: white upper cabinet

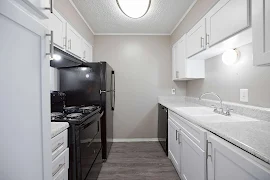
49;10;66;50
82;40;93;62
168;119;181;175
187;18;206;58
16;0;52;19
186;0;251;60
206;0;250;47
207;135;270;180
253;0;270;66
66;23;82;58
172;34;205;81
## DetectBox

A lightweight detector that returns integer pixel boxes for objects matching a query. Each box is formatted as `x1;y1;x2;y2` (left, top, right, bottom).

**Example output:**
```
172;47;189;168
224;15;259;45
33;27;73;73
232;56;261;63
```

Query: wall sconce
222;49;240;66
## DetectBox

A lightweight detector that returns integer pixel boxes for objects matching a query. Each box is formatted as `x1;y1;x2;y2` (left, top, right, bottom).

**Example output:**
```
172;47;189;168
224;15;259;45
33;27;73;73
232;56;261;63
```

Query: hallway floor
98;142;180;180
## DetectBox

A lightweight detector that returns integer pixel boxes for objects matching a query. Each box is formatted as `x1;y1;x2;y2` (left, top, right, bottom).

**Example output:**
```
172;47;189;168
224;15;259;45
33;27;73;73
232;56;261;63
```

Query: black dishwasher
158;104;168;156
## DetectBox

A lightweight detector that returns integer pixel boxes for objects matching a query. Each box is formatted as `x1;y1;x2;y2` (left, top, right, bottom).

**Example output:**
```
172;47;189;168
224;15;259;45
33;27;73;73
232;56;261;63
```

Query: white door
49;10;66;50
207;135;270;180
253;0;270;66
181;132;206;180
172;44;177;80
187;18;206;58
0;1;51;180
66;23;82;58
206;0;250;47
175;35;187;79
82;41;93;62
168;119;181;174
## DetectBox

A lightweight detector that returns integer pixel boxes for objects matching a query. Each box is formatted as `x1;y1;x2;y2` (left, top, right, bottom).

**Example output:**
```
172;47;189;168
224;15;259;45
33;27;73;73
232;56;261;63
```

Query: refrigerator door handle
99;90;111;94
111;71;115;111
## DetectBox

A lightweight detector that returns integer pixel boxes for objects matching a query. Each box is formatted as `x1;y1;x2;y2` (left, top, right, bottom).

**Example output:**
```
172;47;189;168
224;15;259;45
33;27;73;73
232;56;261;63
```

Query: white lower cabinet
168;119;181;174
167;110;270;180
51;130;69;180
207;135;270;180
52;148;69;179
181;132;206;180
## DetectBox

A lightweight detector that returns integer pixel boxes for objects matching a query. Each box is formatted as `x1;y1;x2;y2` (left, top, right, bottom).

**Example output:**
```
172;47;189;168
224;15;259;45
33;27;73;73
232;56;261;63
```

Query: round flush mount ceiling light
116;0;151;19
222;49;241;66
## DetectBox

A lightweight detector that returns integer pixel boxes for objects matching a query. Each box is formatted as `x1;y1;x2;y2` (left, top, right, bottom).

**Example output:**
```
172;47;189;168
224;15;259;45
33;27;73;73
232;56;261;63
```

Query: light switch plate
240;89;248;102
171;89;176;95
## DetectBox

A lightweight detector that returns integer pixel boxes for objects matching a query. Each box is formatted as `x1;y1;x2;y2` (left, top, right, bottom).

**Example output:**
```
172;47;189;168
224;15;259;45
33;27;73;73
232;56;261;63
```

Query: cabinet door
207;135;270;180
187;18;206;58
49;10;66;49
66;23;82;58
17;0;52;18
253;0;270;66
181;132;206;180
206;0;250;47
173;35;187;80
82;41;93;62
168;119;181;174
0;1;51;179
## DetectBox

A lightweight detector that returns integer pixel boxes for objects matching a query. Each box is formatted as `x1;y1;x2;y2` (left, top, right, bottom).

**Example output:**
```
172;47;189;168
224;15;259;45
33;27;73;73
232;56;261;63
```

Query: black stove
51;92;103;180
51;105;101;124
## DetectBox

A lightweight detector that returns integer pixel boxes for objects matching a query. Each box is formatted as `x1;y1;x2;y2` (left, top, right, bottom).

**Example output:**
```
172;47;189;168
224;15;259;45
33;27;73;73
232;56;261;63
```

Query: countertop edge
51;122;69;139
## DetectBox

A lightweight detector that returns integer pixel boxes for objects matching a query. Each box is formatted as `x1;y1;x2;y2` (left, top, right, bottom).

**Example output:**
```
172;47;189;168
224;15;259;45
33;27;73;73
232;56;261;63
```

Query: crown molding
170;0;198;35
69;0;95;35
95;33;170;36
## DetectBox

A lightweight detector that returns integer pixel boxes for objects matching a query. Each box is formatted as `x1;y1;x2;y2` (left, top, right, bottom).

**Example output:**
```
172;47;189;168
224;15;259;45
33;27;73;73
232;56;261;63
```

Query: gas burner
64;106;79;114
66;113;83;120
51;112;64;120
79;106;97;114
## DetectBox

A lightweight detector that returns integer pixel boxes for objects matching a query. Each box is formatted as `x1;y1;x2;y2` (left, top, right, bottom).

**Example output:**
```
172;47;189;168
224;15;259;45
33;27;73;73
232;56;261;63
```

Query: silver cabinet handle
63;37;66;48
178;132;181;144
46;31;54;59
52;142;64;153
176;130;178;141
176;71;179;79
68;39;71;50
52;163;65;177
45;0;53;13
206;34;210;45
201;37;204;48
207;141;212;161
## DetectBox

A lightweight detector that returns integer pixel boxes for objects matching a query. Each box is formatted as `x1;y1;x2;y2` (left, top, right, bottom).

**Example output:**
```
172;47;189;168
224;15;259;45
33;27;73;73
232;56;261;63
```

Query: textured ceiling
72;0;196;34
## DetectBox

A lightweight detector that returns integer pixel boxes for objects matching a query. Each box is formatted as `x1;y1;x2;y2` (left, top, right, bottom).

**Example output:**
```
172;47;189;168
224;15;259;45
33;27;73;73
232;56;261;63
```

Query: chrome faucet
199;92;224;114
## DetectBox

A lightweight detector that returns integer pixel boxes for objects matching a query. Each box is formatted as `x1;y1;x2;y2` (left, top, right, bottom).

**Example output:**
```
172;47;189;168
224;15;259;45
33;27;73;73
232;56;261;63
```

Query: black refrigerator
59;62;115;160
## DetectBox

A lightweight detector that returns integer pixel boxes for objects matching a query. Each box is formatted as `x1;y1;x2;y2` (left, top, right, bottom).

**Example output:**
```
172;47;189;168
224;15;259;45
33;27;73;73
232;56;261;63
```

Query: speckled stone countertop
158;96;270;165
51;122;69;138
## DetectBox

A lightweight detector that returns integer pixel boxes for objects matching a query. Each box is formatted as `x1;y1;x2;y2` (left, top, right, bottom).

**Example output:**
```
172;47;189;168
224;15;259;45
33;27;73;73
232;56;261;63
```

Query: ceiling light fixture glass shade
116;0;151;19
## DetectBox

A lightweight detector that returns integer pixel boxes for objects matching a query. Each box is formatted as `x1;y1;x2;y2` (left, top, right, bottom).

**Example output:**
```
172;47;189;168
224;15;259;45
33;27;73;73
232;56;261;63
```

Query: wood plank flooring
98;142;180;180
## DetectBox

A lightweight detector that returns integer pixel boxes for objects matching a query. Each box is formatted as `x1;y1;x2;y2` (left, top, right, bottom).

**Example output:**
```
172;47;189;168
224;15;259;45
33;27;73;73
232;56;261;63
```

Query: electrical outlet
171;89;176;95
240;89;248;102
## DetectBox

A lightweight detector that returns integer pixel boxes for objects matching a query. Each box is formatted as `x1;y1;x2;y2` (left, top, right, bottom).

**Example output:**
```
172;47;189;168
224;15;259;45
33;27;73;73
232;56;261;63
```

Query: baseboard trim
113;138;159;142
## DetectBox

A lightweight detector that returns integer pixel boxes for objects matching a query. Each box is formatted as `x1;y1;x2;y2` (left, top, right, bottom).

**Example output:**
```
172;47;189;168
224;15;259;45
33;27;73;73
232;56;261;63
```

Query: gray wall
187;43;270;108
94;35;186;139
171;0;218;44
54;0;94;45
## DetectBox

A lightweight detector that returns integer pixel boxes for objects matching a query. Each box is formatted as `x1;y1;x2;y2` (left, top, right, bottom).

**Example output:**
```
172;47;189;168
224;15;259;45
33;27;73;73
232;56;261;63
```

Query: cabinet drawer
52;130;68;160
53;169;68;180
169;110;207;151
52;148;69;178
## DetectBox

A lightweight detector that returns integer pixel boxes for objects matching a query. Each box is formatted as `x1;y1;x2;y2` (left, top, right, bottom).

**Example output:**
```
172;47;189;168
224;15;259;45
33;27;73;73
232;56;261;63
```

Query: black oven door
80;114;102;180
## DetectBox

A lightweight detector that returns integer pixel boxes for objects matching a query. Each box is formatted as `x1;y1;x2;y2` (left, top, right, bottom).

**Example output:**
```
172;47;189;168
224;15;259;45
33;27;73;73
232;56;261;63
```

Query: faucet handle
225;108;234;116
211;105;218;113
